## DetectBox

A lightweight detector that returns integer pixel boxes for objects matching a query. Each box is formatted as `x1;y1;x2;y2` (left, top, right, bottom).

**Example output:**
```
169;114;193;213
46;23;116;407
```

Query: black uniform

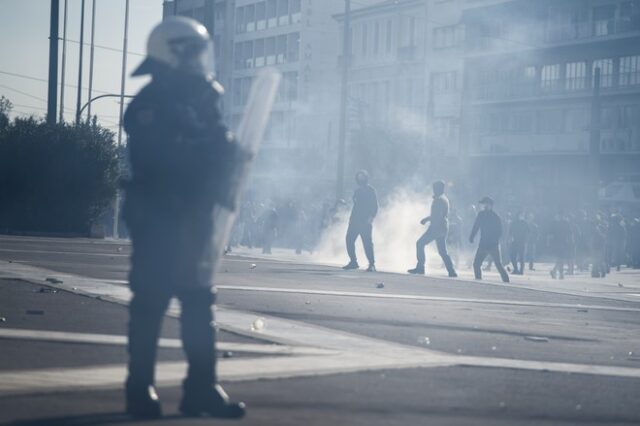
508;217;529;275
470;209;509;283
123;73;237;413
346;184;378;267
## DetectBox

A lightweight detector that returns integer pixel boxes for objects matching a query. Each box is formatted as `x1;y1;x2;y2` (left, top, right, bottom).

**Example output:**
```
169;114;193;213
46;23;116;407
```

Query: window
619;1;640;32
287;32;300;62
510;111;534;133
400;16;416;47
234;42;243;69
278;0;289;26
540;64;561;91
565;62;586;91
593;58;615;88
215;3;226;22
245;4;255;32
431;71;457;94
433;25;457;48
267;0;277;28
276;35;287;64
373;21;380;55
243;41;254;68
386;20;392;53
291;0;301;24
235;7;245;33
241;77;252;105
265;37;276;65
593;5;615;36
254;39;265;67
362;23;368;56
620;55;640;86
256;2;266;30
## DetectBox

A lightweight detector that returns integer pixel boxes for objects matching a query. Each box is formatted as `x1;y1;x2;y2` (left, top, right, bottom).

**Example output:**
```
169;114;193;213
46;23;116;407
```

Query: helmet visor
169;37;215;78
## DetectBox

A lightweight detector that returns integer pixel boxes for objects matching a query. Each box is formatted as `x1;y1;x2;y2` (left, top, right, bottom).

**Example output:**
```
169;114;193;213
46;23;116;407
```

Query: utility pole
75;0;86;124
113;0;130;239
589;67;602;207
47;0;59;125
87;0;96;119
59;0;68;123
336;0;351;200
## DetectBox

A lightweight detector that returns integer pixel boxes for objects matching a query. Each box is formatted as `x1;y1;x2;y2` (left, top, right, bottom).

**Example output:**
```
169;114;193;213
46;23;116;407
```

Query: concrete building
164;0;343;187
460;0;640;208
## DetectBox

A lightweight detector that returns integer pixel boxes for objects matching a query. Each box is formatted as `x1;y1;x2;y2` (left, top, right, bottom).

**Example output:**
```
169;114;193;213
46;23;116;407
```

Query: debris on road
491;346;497;351
25;310;44;315
618;283;624;288
223;351;234;359
575;404;582;411
36;288;57;294
524;336;549;343
251;318;265;331
250;263;257;269
577;309;589;313
117;247;123;252
375;282;384;289
0;317;6;322
628;351;640;361
417;336;431;345
499;402;506;409
45;277;63;284
305;301;311;305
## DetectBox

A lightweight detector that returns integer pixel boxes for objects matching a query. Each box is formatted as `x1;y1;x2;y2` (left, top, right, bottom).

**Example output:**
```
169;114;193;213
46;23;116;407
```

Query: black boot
180;384;246;418
342;261;359;270
125;383;162;420
407;265;425;275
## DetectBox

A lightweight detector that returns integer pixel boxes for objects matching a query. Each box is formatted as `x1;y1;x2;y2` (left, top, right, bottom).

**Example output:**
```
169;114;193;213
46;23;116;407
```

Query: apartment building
460;0;640;206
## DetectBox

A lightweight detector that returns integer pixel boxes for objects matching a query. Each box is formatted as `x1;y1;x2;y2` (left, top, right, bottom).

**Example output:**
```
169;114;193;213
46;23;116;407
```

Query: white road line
0;328;334;356
215;285;640;313
2;261;640;397
0;248;128;257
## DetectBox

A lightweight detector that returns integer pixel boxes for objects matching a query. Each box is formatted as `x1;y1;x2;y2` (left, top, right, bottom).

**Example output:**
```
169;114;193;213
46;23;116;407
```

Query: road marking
214;285;640;313
0;328;334;356
2;261;640;397
0;248;129;258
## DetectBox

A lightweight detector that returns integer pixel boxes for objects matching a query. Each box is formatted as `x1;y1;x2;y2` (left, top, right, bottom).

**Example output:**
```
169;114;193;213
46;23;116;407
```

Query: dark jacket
509;218;529;245
123;74;235;289
349;184;378;224
470;209;503;249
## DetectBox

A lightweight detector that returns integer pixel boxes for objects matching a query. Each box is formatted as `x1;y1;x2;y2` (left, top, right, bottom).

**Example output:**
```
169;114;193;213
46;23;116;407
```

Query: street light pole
47;0;59;125
75;0;86;124
87;0;96;120
336;0;351;200
59;0;68;123
113;0;130;239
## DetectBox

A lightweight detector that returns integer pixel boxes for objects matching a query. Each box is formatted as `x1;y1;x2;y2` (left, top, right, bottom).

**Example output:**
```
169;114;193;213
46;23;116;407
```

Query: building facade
460;0;640;207
164;0;343;187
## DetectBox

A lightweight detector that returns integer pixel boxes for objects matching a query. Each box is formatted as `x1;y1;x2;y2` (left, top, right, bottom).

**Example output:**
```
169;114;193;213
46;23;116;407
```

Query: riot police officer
122;17;245;419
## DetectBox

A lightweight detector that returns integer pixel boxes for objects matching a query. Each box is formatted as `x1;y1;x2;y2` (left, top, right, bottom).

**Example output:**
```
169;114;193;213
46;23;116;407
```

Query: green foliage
0;115;119;235
0;96;12;131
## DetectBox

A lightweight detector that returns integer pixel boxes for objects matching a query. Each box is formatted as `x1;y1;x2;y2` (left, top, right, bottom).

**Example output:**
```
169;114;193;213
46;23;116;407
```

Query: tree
0;96;12;131
0;117;119;235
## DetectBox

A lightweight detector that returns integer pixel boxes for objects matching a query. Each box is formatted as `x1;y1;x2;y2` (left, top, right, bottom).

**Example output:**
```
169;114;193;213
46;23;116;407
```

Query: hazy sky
0;0;162;134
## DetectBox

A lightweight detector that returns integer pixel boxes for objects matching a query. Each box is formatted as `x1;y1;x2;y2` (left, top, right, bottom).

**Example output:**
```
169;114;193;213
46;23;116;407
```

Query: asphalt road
0;235;639;425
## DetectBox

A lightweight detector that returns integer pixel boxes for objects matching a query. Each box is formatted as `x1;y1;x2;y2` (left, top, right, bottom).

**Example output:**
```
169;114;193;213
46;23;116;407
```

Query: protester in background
469;197;510;283
343;170;378;272
408;181;458;278
508;211;529;275
549;212;574;280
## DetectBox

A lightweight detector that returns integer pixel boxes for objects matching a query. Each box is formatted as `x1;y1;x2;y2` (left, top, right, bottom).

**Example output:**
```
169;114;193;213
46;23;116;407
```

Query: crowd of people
228;173;640;282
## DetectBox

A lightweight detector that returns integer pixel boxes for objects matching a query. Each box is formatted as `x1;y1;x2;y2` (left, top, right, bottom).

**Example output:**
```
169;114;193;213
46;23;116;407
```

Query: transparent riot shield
207;68;281;282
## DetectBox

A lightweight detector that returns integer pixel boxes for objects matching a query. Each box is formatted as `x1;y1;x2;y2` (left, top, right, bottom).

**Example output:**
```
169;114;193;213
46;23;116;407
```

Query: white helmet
133;16;215;78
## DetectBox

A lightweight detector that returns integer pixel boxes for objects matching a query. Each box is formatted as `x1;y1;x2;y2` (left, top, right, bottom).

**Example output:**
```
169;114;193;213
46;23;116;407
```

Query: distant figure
343;170;378;272
261;205;278;254
408;181;457;277
549;212;574;280
629;218;640;269
525;213;538;271
606;214;627;272
469;197;509;283
508;211;529;275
